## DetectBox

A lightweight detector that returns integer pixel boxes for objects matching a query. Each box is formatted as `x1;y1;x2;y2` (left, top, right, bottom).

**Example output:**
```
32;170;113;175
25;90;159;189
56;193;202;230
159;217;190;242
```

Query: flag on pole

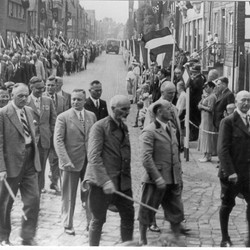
0;35;6;49
142;27;177;68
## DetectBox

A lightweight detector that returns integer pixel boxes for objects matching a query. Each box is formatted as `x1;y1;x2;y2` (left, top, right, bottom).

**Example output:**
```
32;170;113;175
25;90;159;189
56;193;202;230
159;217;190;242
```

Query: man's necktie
35;99;40;113
96;100;99;109
246;115;250;132
51;95;55;104
79;112;85;129
20;110;31;137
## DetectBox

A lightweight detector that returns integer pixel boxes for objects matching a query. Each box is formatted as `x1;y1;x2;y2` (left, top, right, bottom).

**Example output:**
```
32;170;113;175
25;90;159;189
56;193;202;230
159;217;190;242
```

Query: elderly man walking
218;90;250;247
83;95;134;246
0;83;41;246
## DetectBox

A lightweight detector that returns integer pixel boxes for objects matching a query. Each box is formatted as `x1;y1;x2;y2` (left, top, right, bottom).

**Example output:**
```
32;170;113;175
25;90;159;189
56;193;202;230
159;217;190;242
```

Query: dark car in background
106;39;120;54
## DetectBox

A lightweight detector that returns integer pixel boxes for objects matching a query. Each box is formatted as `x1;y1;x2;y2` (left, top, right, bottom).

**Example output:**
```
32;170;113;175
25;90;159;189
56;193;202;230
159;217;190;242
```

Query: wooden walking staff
3;179;28;221
114;190;158;213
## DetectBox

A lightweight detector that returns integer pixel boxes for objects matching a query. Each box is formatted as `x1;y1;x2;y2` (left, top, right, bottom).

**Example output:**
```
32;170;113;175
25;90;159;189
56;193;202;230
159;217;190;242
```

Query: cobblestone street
8;53;248;247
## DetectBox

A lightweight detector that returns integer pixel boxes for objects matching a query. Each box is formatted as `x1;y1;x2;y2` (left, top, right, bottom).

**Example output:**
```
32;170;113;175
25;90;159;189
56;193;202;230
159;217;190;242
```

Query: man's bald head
110;95;130;123
235;90;250;114
12;83;29;109
161;81;176;102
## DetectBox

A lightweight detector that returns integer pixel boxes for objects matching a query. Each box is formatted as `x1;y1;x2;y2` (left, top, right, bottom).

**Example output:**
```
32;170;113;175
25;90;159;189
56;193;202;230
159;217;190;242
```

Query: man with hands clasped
83;95;135;246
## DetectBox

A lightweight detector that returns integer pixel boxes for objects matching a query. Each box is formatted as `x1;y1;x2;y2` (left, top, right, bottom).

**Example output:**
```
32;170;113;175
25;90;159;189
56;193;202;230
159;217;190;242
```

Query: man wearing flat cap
187;64;206;141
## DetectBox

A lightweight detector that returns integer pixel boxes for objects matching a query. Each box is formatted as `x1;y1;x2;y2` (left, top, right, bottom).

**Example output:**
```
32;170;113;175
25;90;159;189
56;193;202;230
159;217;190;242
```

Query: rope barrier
188;120;219;135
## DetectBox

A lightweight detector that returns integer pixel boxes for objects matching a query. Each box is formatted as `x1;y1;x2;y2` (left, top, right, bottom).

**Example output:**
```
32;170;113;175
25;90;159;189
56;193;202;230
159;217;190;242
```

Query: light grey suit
43;91;66;186
26;95;57;190
54;108;96;229
0;103;41;242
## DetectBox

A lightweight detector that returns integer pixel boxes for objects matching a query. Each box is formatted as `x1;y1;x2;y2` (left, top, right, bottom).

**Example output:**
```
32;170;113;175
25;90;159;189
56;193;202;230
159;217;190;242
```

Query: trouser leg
88;185;109;246
19;146;40;241
48;146;60;186
61;171;80;229
114;189;134;242
219;178;237;241
37;142;49;191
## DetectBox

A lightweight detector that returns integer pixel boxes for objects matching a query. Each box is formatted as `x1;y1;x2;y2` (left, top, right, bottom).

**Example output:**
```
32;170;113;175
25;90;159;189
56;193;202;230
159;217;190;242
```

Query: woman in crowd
198;81;217;162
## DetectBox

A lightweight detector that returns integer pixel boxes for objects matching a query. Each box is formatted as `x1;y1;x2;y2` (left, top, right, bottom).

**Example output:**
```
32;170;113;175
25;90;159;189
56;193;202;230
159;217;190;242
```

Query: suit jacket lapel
155;122;171;141
6;103;25;138
234;112;250;135
27;96;40;116
69;109;85;134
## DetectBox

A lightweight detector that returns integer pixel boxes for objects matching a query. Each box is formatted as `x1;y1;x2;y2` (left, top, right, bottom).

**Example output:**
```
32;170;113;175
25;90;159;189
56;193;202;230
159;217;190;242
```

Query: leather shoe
50;183;60;193
0;240;12;246
65;227;75;236
179;224;191;235
220;238;233;247
22;239;37;246
149;224;161;233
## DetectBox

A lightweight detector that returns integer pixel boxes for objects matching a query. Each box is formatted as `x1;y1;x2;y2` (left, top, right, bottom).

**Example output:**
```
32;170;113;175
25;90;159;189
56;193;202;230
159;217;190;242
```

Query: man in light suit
44;75;66;192
26;76;57;193
138;100;188;245
0;83;41;246
54;89;96;235
55;76;71;110
217;91;250;247
84;80;109;121
30;54;45;82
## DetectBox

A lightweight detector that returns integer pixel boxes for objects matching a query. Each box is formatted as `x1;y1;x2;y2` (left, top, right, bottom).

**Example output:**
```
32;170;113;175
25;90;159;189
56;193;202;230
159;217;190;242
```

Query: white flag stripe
145;35;175;50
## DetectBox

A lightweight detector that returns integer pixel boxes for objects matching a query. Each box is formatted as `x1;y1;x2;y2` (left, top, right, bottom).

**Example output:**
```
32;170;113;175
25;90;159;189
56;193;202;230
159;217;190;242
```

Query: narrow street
9;53;248;247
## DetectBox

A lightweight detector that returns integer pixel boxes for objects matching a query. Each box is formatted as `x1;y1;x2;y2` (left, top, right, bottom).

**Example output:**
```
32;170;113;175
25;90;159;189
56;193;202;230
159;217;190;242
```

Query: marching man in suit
138;99;188;245
55;76;71;110
54;89;96;235
84;80;109;121
44;75;66;192
26;76;57;193
218;91;250;247
0;83;41;246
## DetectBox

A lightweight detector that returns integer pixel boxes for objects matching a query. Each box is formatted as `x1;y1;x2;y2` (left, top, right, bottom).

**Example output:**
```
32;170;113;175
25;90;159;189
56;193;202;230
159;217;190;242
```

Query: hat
203;81;216;89
190;64;201;72
55;76;63;83
4;81;15;89
48;75;56;81
132;60;139;65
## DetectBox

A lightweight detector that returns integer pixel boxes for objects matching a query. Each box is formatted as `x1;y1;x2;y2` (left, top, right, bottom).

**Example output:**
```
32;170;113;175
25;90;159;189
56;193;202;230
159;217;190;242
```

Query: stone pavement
7;105;248;247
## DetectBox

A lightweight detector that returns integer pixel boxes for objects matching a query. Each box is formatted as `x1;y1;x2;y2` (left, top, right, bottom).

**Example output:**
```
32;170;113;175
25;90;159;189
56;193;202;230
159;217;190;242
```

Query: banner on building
52;8;59;22
40;1;47;20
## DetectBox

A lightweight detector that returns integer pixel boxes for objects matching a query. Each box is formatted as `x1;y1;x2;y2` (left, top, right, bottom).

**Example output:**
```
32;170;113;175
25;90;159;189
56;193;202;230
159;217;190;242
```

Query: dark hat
190;64;201;72
203;81;216;89
48;75;56;81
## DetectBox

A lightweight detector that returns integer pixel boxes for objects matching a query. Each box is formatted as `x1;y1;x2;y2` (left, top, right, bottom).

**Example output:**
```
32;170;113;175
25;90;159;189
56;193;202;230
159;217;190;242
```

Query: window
8;1;26;20
228;12;234;43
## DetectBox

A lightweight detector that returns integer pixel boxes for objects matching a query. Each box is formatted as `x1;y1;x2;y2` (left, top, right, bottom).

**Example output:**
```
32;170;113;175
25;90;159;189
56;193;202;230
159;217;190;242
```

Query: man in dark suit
186;64;206;141
84;80;109;121
213;77;235;131
26;76;57;193
54;89;96;235
83;95;134;246
138;99;188;245
55;76;71;110
0;83;41;246
217;90;250;247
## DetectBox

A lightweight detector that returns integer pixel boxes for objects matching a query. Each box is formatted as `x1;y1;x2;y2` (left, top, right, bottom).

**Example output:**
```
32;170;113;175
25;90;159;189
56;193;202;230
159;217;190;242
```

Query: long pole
37;0;41;36
171;2;176;83
64;0;68;39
